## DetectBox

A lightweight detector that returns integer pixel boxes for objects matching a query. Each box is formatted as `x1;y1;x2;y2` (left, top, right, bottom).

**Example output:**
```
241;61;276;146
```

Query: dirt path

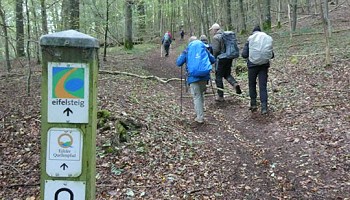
142;37;287;198
139;34;350;198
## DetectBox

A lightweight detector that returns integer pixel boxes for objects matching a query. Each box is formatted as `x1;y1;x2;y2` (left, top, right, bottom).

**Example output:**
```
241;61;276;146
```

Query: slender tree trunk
257;0;263;28
137;0;146;41
40;0;48;34
306;0;311;14
314;0;318;14
291;0;298;31
320;0;331;66
158;0;162;36
25;0;32;96
203;0;210;37
239;0;247;34
124;0;133;49
263;0;271;31
0;0;11;72
30;0;40;63
277;0;282;28
16;0;25;57
288;4;293;38
103;0;110;61
226;0;232;30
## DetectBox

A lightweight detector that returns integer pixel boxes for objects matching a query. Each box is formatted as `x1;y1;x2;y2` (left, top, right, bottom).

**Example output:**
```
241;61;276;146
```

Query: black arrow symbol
63;108;73;116
60;163;68;170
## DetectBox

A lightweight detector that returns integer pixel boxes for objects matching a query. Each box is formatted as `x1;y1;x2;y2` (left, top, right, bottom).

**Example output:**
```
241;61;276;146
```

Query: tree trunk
257;0;263;29
40;0;48;34
288;3;293;38
277;0;282;28
16;0;25;57
239;0;247;34
71;0;79;30
125;0;133;50
103;0;110;61
25;0;32;95
0;0;11;72
320;0;331;66
263;0;271;31
62;0;79;30
292;0;298;31
30;0;40;64
226;0;232;30
306;0;311;14
137;0;146;41
314;0;318;14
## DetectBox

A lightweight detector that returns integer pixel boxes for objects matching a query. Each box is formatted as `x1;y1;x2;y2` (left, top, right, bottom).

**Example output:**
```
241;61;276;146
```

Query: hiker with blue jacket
210;23;242;102
176;36;216;123
241;25;274;115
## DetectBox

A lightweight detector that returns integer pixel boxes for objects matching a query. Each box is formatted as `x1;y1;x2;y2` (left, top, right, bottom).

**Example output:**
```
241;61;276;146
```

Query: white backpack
248;31;273;65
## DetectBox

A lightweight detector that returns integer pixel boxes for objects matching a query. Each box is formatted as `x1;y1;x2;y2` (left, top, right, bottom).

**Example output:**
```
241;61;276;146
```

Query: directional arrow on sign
63;108;73;116
60;163;68;170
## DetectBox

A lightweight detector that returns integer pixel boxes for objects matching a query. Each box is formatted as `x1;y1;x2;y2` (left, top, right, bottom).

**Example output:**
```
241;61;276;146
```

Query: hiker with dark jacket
180;29;185;40
162;31;172;56
176;36;216;123
210;23;242;102
200;35;213;55
241;25;274;114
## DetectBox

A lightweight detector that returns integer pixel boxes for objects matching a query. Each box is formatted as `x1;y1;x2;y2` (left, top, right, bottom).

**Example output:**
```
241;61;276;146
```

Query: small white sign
48;62;89;123
44;180;85;200
46;128;83;177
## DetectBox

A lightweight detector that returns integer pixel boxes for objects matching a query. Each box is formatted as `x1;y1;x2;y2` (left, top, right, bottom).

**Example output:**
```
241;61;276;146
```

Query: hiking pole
210;77;216;98
160;44;163;57
180;65;183;112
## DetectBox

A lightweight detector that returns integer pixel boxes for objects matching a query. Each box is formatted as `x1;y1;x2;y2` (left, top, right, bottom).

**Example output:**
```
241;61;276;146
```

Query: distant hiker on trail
162;31;172;57
241;25;274;115
200;34;213;55
180;29;185;40
176;36;216;124
210;23;242;102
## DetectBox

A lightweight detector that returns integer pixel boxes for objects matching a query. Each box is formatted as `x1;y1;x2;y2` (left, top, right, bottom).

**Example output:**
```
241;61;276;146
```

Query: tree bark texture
125;0;133;49
16;0;25;57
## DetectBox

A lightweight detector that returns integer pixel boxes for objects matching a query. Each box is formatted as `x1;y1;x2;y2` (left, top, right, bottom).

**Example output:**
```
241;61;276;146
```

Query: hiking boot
195;117;204;124
249;106;258;112
215;96;224;102
261;103;268;115
249;99;257;112
234;84;242;94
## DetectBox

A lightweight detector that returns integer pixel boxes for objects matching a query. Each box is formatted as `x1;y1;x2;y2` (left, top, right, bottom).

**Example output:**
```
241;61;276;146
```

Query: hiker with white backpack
176;36;216;124
241;25;274;115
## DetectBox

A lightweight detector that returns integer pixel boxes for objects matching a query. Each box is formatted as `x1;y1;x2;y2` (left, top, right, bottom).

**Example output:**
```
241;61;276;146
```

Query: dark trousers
215;58;237;97
163;43;170;56
248;66;268;105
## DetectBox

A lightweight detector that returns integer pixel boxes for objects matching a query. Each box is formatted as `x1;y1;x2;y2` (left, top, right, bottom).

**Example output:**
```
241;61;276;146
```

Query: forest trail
0;19;349;198
141;35;288;198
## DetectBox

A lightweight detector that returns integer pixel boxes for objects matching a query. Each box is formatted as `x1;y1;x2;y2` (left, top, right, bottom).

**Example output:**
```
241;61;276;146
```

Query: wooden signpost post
39;30;99;200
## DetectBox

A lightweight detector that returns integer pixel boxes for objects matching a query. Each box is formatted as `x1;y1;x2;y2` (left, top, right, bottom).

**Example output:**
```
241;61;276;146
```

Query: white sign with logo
44;180;85;200
46;128;83;177
47;62;89;123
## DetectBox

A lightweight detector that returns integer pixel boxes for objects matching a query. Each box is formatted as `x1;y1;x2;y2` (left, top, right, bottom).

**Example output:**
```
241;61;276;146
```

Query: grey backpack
217;31;239;60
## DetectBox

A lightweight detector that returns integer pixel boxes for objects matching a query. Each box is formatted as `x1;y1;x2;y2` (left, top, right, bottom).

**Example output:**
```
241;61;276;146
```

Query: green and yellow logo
52;67;85;99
